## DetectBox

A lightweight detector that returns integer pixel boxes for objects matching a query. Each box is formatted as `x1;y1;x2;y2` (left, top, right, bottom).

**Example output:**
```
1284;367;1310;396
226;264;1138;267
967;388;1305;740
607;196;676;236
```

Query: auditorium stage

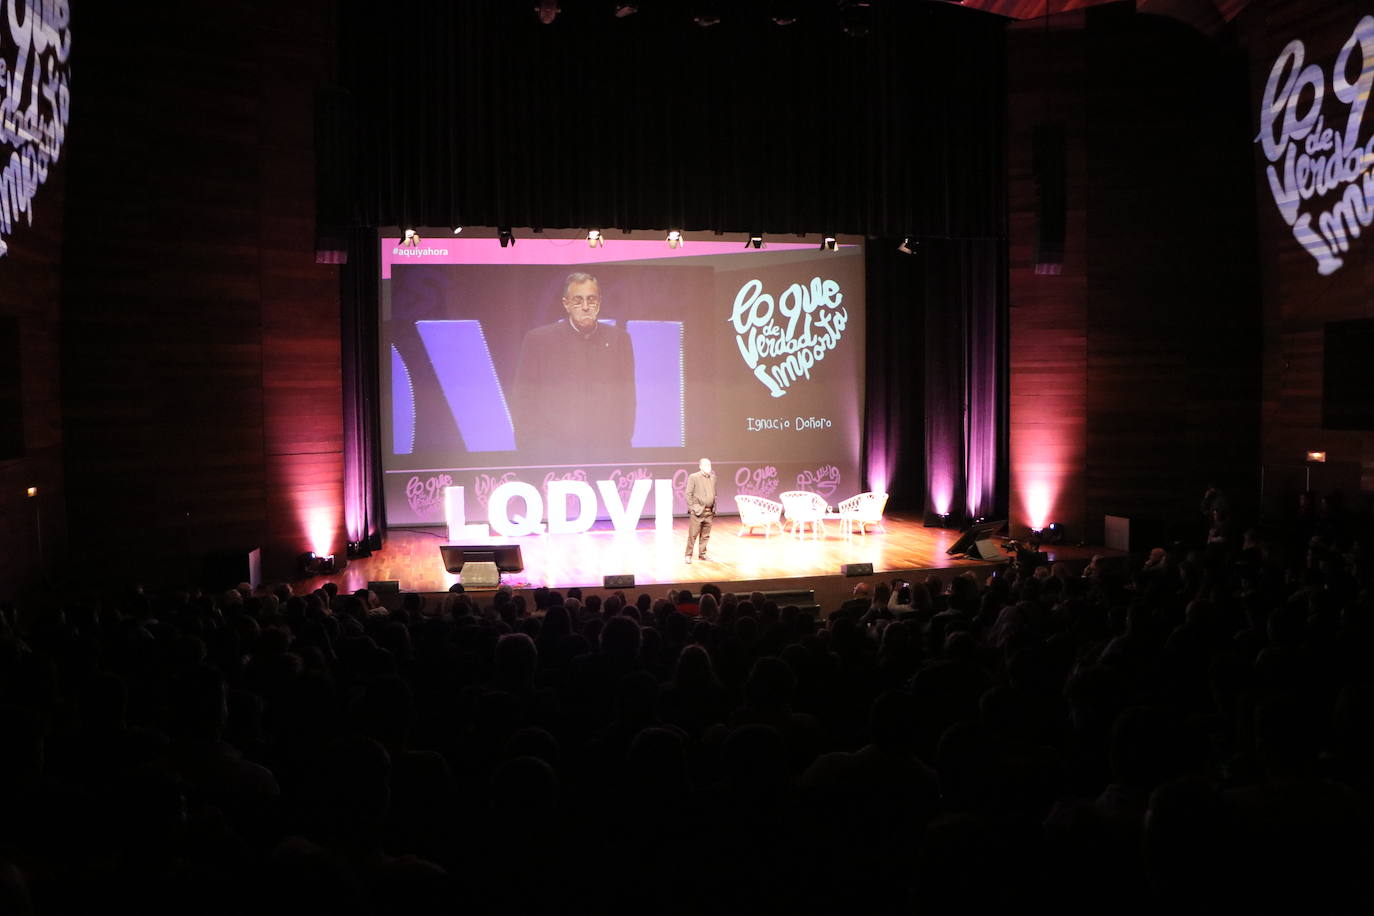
304;513;1118;610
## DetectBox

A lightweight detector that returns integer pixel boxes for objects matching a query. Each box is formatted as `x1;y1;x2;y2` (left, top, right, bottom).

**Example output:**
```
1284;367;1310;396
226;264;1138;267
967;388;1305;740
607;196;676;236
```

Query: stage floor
306;513;1116;598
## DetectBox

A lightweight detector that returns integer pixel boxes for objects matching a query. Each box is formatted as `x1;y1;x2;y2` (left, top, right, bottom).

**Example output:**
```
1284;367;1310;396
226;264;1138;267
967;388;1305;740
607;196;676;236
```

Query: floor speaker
604;574;635;589
460;561;500;588
841;562;874;577
970;539;1002;561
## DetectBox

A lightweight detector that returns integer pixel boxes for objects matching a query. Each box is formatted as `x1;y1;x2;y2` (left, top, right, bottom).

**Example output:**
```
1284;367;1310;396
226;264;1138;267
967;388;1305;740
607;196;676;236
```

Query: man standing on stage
685;457;716;563
512;272;636;455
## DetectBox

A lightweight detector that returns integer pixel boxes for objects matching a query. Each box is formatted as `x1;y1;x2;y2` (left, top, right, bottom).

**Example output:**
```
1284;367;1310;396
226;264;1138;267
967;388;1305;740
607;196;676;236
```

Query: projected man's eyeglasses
564;295;600;309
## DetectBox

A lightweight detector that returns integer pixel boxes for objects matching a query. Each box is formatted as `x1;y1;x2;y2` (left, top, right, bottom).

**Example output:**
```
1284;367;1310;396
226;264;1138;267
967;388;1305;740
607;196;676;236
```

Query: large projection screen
379;231;865;525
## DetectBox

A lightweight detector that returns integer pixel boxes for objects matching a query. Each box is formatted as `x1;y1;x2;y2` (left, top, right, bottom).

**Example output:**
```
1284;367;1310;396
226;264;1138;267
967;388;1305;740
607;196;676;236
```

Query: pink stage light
867;458;887;500
929;472;954;517
1022;480;1054;531
306;506;338;558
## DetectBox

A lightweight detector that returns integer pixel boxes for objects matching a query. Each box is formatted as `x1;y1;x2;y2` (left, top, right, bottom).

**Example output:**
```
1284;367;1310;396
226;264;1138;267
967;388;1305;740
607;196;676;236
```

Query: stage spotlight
839;0;872;37
693;3;721;27
667;229;684;249
614;2;638;16
401;228;421;248
745;234;764;249
769;0;800;25
452;226;463;234
498;227;515;248
26;486;37;497
1044;522;1066;545
535;0;560;25
298;551;338;577
820;235;837;251
897;237;916;254
1306;450;1327;463
587;229;605;248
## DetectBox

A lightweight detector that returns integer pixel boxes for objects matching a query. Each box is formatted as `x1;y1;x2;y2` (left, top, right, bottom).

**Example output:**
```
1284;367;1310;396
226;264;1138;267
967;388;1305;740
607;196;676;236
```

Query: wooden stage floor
307;513;1116;605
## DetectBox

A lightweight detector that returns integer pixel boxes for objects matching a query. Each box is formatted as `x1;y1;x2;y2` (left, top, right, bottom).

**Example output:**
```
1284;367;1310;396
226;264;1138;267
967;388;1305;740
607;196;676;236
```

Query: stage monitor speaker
841;562;874;577
946;519;1007;557
604;574;635;589
368;580;400;594
440;544;525;573
970;539;1002;561
460;561;500;588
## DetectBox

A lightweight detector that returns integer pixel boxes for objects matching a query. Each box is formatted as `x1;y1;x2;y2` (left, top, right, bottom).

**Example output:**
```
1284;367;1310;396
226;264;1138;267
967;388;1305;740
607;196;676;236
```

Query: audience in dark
0;488;1371;914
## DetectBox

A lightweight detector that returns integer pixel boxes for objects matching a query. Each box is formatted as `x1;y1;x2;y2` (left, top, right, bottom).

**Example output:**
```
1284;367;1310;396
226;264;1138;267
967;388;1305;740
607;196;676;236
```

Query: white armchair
735;495;784;538
780;490;829;539
837;491;889;536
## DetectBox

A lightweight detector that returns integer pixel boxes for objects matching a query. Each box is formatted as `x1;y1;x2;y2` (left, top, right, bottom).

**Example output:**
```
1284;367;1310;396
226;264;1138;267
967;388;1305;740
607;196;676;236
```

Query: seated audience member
675;589;700;617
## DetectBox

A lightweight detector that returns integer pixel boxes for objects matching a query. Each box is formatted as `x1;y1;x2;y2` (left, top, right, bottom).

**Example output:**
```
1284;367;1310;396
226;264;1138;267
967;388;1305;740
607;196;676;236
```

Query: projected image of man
512;272;636;455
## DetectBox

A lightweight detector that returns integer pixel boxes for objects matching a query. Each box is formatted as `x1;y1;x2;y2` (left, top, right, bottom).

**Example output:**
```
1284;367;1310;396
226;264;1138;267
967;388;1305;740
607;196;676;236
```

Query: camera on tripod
1003;537;1047;572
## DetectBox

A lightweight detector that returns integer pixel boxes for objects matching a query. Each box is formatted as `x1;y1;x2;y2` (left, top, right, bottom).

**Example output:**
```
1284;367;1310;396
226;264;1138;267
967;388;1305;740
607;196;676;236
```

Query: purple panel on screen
391;344;416;454
415;320;517;452
627;320;684;448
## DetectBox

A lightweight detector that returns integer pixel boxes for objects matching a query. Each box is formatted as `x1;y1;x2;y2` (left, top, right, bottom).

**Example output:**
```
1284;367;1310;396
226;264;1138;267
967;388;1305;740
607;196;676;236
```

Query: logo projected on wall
0;1;69;258
730;276;850;397
1256;15;1374;276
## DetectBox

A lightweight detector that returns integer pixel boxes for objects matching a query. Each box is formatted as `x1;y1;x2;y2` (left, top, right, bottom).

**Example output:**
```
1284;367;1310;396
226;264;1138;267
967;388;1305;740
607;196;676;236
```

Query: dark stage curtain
334;0;1006;240
863;244;925;513
341;226;386;553
922;238;1007;527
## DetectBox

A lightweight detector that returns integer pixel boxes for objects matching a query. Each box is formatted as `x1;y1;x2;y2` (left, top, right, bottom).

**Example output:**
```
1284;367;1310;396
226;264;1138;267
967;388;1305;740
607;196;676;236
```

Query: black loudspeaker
314;87;355;263
368;580;401;594
1032;123;1066;273
604;574;635;589
841;562;874;577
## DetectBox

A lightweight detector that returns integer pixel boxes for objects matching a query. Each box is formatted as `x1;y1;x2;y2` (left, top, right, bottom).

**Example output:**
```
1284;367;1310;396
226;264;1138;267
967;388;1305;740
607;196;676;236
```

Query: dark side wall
1236;0;1374;514
1008;2;1262;546
57;1;344;587
0;5;69;596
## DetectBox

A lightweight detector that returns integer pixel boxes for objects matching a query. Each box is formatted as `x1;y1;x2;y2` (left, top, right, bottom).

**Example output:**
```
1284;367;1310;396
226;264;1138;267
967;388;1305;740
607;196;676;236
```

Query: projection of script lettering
0;1;70;257
447;479;676;538
731;277;849;397
1256;15;1374;275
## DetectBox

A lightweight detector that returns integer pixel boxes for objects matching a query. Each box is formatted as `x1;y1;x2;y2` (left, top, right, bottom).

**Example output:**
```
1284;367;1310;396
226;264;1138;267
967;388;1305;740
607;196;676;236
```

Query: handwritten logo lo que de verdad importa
1256;15;1374;276
0;1;70;258
730;276;849;397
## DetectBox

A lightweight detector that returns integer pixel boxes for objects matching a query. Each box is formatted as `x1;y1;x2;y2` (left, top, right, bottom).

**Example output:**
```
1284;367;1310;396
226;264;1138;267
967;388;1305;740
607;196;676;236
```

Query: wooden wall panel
1008;5;1261;546
258;2;345;577
1238;0;1374;505
1008;13;1090;539
59;1;341;586
0;167;66;596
